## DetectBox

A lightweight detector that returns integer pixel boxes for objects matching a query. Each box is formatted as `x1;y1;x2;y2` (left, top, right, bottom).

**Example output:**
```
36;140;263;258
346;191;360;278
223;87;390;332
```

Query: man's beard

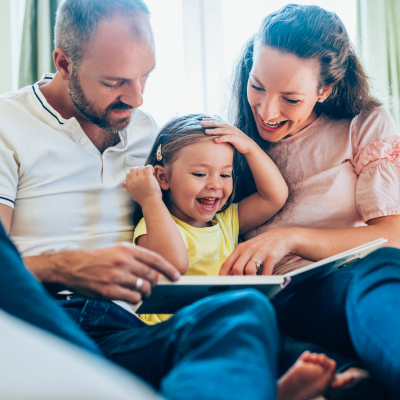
68;68;134;134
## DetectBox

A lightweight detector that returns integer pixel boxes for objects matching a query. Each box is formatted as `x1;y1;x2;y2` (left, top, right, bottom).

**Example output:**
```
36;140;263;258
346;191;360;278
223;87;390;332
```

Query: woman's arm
202;119;288;234
219;215;400;276
236;143;288;234
290;215;400;261
124;166;189;274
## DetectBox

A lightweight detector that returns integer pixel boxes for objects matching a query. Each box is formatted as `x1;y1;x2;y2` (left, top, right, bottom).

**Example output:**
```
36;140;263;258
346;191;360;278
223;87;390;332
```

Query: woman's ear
153;165;170;190
318;83;334;102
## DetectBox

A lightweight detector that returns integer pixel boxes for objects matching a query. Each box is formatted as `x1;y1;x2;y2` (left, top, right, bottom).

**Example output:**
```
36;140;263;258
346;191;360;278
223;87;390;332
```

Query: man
0;221;162;399
0;1;279;399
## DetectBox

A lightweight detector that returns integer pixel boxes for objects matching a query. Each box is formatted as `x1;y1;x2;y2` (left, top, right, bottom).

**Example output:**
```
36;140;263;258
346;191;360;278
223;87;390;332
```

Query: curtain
18;0;59;88
357;0;400;128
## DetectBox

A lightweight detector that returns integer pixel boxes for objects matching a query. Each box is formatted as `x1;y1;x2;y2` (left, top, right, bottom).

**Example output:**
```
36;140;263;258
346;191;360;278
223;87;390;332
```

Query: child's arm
202;119;288;235
123;166;189;274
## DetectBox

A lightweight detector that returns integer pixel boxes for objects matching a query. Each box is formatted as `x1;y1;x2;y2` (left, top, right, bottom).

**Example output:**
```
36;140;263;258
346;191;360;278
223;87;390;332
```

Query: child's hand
201;118;257;155
123;165;162;205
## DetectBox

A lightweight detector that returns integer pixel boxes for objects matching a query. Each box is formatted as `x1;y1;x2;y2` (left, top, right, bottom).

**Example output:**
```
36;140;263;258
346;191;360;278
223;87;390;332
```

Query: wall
0;0;12;94
0;0;26;94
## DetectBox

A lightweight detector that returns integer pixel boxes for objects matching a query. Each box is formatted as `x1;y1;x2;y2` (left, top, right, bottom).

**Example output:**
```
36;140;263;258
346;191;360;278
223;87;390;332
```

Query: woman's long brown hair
230;4;381;201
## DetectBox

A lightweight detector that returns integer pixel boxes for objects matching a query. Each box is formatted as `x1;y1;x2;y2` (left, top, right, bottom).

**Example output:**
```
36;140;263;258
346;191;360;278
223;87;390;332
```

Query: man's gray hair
55;0;151;67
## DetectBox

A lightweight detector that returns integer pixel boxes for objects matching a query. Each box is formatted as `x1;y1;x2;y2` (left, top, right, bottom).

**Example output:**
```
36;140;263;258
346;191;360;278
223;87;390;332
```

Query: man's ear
153;165;170;190
318;83;334;102
53;48;73;80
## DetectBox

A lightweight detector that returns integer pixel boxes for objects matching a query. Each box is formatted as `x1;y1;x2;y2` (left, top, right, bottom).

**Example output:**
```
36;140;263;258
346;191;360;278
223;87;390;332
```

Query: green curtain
18;0;59;88
357;0;400;128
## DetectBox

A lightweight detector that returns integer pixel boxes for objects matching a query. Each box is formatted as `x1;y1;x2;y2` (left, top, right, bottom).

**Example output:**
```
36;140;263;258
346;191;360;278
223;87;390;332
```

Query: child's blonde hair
133;114;236;225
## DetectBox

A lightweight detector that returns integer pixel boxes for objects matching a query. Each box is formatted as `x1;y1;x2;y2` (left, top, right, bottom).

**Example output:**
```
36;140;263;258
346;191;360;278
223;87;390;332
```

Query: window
143;0;357;126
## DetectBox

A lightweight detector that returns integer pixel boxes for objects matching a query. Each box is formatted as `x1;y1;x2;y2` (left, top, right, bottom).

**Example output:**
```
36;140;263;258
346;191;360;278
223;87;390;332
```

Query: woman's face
247;45;331;143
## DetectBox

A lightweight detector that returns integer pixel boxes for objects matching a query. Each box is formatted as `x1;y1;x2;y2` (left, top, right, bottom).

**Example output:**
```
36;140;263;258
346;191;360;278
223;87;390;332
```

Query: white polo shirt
0;74;157;257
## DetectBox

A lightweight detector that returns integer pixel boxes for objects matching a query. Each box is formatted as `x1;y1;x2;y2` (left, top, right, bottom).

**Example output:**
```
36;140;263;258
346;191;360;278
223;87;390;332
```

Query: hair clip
156;144;162;161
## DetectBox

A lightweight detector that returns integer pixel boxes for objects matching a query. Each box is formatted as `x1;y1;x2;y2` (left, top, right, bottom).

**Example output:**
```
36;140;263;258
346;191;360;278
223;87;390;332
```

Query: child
124;113;288;325
123;114;371;400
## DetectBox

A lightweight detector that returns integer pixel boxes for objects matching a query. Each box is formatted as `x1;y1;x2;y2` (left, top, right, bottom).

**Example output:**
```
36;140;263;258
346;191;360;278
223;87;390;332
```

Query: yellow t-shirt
133;203;239;325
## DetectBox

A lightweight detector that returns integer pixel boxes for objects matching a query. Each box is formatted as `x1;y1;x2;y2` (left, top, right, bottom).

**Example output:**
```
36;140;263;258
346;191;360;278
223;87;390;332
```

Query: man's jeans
59;290;280;400
273;247;400;397
0;222;280;400
0;223;100;355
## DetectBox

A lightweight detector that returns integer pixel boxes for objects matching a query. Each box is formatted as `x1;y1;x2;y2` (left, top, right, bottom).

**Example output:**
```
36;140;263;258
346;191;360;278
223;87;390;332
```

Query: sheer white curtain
357;0;400;128
0;0;26;94
1;0;357;114
143;0;357;126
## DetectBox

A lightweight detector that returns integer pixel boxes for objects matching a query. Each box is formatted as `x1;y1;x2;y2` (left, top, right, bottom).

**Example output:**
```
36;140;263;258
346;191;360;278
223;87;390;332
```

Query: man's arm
0;206;181;303
0;204;13;234
24;244;181;303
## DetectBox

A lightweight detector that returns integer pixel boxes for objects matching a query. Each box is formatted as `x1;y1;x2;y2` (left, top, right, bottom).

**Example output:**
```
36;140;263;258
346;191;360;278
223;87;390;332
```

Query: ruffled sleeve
352;107;400;221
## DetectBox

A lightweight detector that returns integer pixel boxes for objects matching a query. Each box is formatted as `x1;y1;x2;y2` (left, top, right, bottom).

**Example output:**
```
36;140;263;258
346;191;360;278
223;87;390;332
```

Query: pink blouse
243;107;400;275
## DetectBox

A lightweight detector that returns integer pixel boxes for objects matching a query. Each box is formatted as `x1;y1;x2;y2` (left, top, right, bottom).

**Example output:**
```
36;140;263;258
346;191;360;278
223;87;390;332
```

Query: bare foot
325;368;370;399
278;351;337;400
330;367;369;390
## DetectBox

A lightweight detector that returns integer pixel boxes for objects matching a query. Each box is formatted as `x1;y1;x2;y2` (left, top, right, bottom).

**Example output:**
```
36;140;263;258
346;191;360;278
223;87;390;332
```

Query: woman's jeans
273;247;400;397
0;222;279;400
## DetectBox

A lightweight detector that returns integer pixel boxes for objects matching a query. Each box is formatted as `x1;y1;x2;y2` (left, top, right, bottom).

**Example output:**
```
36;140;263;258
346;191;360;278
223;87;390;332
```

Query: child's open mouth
196;197;219;211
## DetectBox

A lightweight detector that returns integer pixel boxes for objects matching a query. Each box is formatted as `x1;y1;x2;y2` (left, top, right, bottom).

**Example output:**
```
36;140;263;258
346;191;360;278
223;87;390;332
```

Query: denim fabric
59;290;280;400
0;220;282;400
278;333;361;376
0;223;101;356
273;248;400;397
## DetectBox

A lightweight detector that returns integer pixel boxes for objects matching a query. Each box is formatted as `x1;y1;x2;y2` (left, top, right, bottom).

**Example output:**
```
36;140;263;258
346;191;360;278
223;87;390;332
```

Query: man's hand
24;243;181;304
123;165;162;206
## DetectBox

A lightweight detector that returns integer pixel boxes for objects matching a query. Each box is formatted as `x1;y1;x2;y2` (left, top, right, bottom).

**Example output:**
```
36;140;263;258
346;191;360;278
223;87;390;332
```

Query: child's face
165;140;234;227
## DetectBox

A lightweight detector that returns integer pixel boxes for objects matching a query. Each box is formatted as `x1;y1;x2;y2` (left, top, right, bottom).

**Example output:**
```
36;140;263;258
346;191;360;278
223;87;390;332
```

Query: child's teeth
199;198;218;208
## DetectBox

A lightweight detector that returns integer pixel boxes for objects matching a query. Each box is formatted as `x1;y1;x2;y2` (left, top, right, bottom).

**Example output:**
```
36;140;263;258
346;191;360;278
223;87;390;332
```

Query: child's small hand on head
201;118;258;155
123;165;162;205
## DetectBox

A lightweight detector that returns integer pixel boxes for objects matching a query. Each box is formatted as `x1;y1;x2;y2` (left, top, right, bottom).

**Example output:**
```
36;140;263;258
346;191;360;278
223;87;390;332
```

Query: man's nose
120;80;143;109
259;97;280;121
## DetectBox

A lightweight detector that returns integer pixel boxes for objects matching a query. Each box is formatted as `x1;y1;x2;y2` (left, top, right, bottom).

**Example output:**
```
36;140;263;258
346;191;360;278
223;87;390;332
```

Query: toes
330;375;342;388
330;371;358;390
315;353;336;371
302;351;319;364
315;354;327;366
327;358;337;372
299;350;311;361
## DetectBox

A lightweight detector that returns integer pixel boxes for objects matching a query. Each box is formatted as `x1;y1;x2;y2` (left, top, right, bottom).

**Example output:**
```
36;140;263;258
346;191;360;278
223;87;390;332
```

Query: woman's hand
219;228;296;276
123;165;162;205
201;118;258;155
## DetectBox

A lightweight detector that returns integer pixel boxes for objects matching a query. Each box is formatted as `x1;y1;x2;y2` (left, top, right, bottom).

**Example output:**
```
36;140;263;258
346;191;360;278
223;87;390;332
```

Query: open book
114;238;386;315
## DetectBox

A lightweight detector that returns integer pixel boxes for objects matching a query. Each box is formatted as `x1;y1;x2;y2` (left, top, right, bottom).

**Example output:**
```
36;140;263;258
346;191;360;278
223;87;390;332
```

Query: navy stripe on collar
0;196;14;204
32;85;65;125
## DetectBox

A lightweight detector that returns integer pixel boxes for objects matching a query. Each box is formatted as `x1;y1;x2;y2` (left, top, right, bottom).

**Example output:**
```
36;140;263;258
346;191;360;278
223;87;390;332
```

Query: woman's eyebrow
280;91;305;95
250;74;264;87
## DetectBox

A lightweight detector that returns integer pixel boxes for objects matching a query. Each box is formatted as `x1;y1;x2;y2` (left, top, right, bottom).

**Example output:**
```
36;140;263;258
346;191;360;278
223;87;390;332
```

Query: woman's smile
258;114;288;133
247;46;327;142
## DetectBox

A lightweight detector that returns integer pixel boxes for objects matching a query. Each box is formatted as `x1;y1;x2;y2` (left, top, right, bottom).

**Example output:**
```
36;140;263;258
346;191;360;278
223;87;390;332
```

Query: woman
220;4;400;398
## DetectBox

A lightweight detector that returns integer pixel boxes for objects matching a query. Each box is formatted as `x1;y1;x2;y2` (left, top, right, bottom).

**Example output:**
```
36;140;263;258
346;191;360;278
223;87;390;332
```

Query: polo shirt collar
32;74;70;127
32;73;130;152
